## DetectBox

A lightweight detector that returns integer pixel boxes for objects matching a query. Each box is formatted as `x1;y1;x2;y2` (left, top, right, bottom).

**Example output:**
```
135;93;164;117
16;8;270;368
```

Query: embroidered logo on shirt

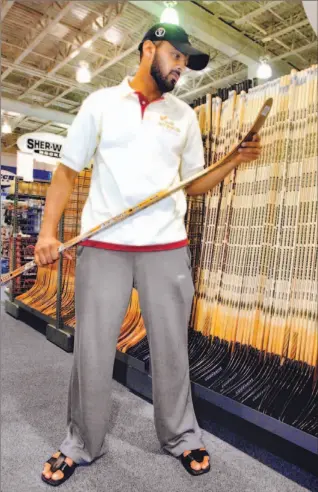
159;116;180;134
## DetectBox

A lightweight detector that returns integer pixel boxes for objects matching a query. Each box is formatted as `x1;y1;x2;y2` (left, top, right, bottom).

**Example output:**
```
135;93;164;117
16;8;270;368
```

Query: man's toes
51;471;64;481
183;449;210;472
190;460;201;471
42;463;51;475
42;451;65;480
43;464;52;479
65;457;74;467
201;456;210;469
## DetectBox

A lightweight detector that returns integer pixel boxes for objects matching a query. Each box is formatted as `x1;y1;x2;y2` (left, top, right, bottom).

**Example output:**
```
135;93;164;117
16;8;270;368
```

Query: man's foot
181;448;210;476
41;451;77;486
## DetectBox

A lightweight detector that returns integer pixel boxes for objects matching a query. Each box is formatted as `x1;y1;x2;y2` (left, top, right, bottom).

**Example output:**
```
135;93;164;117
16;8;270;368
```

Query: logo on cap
155;27;166;37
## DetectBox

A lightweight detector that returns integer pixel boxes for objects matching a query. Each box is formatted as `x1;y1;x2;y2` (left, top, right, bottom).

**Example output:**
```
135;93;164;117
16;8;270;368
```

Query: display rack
5;171;90;352
3;177;49;300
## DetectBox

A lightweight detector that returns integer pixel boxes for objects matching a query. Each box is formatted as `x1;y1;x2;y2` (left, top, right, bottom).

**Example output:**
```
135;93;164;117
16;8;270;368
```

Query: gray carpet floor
1;296;318;492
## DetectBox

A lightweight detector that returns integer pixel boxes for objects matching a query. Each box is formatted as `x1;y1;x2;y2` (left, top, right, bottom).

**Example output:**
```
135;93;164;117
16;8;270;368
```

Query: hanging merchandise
123;65;318;438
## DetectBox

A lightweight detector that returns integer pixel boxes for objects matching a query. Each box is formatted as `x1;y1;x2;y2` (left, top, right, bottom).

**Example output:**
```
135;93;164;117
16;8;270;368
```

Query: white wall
1;152;56;172
1;153;16;168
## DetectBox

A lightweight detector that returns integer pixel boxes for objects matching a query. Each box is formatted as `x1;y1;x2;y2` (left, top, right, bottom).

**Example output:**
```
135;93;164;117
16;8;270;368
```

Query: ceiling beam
1;0;15;20
129;1;291;76
1;97;75;125
179;68;247;101
41;39;141;109
179;37;317;102
235;1;284;24
16;3;121;102
262;19;310;42
42;17;152;109
273;41;317;60
1;2;73;82
215;1;307;64
1;58;96;94
216;1;267;35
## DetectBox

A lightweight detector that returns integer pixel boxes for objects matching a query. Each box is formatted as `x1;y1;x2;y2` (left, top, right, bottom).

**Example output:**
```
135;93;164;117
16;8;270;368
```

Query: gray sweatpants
59;246;204;464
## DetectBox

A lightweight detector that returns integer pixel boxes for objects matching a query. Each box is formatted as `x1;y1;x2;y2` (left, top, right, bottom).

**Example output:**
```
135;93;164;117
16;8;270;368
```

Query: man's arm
34;164;78;266
35;92;100;266
185;135;262;196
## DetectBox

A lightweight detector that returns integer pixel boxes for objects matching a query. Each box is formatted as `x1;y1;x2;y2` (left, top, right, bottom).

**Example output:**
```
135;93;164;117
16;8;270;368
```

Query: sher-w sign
17;132;66;159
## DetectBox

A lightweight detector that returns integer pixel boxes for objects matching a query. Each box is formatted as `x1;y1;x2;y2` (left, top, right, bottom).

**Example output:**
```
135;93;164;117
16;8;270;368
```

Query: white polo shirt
60;76;205;251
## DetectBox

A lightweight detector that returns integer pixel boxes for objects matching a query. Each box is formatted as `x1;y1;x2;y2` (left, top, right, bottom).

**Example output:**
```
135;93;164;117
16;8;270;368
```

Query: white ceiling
1;0;317;153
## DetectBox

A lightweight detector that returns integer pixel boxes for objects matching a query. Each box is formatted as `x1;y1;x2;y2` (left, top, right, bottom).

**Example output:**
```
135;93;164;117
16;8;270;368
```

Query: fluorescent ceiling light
2;121;12;134
70;49;80;59
83;39;93;49
104;27;123;45
161;2;179;25
76;61;91;83
257;58;272;80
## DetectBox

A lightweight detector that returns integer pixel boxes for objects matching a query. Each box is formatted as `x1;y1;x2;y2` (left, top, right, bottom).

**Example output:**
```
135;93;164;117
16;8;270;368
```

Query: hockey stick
1;98;273;286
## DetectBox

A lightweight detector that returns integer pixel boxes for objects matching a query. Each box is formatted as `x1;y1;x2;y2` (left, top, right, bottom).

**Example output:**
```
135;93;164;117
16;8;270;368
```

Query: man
38;23;261;486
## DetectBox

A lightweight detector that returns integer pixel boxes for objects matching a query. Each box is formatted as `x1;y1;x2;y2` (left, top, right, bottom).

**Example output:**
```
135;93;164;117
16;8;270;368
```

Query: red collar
134;91;164;104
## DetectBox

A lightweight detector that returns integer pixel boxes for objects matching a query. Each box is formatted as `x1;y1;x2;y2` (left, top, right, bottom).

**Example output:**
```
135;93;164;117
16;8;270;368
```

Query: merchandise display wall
4;66;318;457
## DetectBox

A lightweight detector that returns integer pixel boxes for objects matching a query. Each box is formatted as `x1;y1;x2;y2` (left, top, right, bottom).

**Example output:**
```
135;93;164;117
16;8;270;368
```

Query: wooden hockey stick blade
1;98;273;286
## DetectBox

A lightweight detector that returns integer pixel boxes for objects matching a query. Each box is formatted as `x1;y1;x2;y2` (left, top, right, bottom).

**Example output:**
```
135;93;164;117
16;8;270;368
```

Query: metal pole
10;176;21;302
56;214;64;331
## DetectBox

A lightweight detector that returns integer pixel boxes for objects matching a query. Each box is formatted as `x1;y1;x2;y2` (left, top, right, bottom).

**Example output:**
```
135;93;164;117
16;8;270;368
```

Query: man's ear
142;40;156;61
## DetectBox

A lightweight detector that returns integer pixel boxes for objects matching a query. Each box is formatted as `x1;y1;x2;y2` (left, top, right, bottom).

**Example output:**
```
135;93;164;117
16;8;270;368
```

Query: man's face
150;41;188;93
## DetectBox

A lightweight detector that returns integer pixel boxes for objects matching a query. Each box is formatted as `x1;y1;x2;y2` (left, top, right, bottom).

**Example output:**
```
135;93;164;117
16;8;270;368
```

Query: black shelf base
4;299;20;319
5;299;74;352
46;324;74;353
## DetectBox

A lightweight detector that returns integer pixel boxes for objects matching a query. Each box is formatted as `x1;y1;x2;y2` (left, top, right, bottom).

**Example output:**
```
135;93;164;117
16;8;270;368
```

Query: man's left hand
234;133;262;164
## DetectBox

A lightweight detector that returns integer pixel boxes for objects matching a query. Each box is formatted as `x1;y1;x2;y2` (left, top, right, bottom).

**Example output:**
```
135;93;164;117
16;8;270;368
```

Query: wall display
123;65;318;437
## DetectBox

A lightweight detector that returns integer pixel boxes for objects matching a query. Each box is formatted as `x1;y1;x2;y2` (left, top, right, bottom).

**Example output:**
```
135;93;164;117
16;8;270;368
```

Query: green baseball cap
138;23;210;71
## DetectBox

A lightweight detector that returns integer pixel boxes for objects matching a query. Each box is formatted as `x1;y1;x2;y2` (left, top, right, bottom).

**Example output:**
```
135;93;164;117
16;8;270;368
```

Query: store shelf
14;299;57;326
192;382;318;455
113;352;318;469
5;194;46;201
115;349;146;372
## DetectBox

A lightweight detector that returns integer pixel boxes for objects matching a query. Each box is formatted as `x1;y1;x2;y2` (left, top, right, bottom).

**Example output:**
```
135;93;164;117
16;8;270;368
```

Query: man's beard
150;54;176;93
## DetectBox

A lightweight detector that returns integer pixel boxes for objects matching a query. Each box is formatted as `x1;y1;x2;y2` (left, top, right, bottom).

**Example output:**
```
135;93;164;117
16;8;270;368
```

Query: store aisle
1;303;317;492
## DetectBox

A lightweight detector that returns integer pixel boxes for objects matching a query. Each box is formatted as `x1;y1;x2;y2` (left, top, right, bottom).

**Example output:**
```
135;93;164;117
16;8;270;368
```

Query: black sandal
41;451;77;487
180;449;211;476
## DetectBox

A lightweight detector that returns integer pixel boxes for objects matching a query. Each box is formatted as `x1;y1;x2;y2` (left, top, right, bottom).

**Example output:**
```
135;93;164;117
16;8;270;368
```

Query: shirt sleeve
179;110;205;181
60;94;100;172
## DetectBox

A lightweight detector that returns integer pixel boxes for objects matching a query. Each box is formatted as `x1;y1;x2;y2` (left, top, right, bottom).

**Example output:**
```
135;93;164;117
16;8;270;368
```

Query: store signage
17;132;66;159
1;168;16;190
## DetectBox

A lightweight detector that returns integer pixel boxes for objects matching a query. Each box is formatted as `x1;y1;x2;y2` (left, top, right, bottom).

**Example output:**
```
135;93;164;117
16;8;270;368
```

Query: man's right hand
34;236;72;267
